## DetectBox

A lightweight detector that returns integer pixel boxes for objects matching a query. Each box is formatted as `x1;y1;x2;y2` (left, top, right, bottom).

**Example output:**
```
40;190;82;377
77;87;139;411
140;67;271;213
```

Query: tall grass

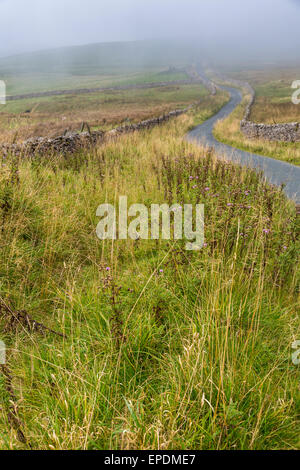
0;112;299;450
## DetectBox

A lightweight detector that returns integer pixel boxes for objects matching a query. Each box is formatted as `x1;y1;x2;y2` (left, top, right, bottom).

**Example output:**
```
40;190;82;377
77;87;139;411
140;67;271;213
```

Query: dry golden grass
250;97;300;124
0;102;183;143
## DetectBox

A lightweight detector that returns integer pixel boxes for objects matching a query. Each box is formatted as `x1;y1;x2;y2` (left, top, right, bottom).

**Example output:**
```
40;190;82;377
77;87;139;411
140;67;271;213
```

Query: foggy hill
0;39;203;75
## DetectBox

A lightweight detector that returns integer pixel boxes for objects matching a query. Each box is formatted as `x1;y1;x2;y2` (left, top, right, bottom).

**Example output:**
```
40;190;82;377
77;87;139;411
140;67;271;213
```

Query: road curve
186;86;300;204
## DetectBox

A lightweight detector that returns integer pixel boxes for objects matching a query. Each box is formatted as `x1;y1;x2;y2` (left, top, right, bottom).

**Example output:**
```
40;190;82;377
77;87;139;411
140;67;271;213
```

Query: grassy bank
0;109;299;450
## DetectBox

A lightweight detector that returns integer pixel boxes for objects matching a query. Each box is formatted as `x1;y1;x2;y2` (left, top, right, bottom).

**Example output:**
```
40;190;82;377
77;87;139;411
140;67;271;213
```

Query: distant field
0;83;213;142
227;66;300;123
0;39;201;96
0;40;201;144
2;69;188;96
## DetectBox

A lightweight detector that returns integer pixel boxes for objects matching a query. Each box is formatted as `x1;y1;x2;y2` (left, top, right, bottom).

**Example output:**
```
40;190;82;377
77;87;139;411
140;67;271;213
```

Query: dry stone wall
192;66;217;96
1;105;194;158
1;67;211;157
240;120;300;142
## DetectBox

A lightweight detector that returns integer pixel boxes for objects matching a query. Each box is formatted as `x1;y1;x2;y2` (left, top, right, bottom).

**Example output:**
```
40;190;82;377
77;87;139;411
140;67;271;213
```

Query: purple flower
227;203;233;207
192;185;197;189
106;267;110;271
283;246;288;251
263;229;270;234
204;187;210;191
159;269;164;273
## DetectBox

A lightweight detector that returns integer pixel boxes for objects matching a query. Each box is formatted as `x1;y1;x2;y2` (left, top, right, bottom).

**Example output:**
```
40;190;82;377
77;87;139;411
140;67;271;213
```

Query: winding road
186;86;300;204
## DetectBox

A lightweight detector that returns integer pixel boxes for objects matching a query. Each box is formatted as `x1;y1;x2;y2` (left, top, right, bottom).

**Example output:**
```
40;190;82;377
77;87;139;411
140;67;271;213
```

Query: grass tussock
0;112;299;450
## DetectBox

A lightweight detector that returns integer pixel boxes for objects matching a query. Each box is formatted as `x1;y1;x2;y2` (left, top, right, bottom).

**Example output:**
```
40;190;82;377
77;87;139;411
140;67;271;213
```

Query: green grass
0;109;299;450
3;69;189;97
1;84;206;115
255;81;293;102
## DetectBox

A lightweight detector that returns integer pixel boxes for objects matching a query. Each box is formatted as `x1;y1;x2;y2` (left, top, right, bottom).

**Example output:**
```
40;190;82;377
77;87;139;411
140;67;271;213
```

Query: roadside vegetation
0;106;299;450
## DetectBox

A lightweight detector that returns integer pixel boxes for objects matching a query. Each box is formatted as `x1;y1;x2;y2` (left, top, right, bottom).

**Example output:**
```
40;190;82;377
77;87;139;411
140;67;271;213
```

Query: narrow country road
186;86;300;204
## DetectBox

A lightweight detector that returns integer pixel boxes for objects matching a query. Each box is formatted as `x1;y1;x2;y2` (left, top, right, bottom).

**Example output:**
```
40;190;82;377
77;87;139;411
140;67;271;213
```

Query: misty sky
0;0;299;58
